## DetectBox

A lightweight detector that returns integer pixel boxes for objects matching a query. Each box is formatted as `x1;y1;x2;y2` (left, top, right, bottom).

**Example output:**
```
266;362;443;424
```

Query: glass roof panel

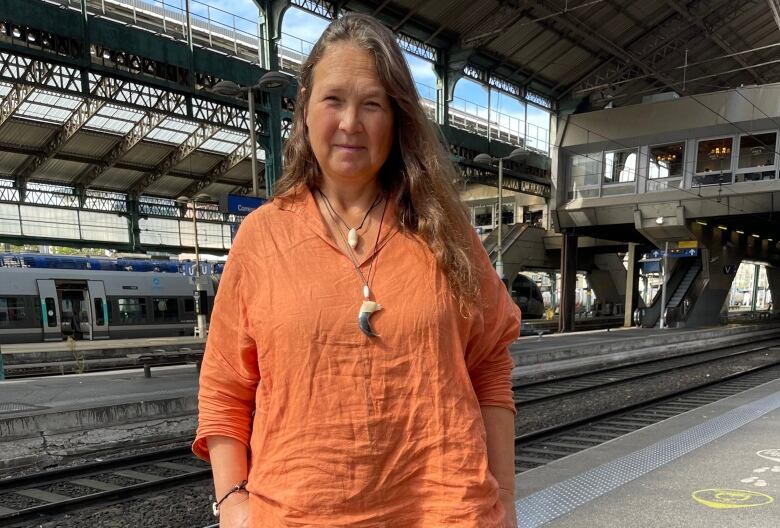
0;83;12;98
17;91;80;122
17;90;83;124
146;117;199;145
200;130;248;154
84;104;145;135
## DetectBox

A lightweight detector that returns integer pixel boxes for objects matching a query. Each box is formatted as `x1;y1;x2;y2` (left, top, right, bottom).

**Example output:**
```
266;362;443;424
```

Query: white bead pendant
347;228;359;249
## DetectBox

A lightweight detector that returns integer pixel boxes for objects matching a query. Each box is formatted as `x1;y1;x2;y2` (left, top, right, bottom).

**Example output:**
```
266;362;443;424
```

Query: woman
194;13;520;528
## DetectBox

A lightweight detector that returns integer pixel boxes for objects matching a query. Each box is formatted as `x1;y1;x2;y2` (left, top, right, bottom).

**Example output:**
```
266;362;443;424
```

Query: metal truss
24;182;79;208
77;92;187;188
82;189;128;213
459;163;550;198
281;117;293;139
489;75;522;98
0;81;35;130
15;76;125;187
0;181;20;202
450;144;551;199
567;0;735;97
0;51;81;92
180;138;254;198
291;0;337;19
464;65;488;84
138;195;180;218
130;122;222;196
529;2;683;101
193;97;251;132
395;33;437;62
665;0;765;85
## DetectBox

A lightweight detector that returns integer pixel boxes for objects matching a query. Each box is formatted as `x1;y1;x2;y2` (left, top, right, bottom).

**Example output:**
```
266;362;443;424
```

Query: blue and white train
0;254;219;344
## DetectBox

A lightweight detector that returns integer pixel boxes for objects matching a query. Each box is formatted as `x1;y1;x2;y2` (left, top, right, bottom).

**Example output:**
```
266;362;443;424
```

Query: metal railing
46;0;265;65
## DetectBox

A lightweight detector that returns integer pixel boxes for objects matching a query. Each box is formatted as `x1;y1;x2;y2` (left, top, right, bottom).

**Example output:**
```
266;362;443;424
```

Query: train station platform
0;366;198;473
515;377;780;528
0;336;205;377
511;323;780;383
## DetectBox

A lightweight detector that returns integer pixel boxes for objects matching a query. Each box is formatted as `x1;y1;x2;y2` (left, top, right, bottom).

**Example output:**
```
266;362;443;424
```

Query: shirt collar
273;184;400;266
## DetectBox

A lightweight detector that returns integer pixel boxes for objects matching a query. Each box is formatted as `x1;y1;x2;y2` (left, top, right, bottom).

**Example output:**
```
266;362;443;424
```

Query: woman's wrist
220;489;249;508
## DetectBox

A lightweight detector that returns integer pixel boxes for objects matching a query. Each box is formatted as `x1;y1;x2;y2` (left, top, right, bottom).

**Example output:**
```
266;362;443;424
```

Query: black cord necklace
317;188;387;337
317;189;383;249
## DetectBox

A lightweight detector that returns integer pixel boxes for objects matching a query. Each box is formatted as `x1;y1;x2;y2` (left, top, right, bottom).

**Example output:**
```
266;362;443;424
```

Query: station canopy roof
2;0;780;202
351;0;780;108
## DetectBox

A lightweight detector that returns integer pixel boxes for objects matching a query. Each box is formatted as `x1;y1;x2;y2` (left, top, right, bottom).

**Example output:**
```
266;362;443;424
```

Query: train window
94;299;105;326
153;297;179;322
117;298;146;324
0;297;26;326
44;297;57;327
183;298;195;313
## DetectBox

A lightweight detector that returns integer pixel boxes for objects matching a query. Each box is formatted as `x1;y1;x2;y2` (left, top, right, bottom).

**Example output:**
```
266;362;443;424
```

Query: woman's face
305;43;394;185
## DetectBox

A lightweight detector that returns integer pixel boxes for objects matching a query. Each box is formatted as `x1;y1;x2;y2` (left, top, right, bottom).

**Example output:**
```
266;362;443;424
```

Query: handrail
666;265;705;327
638;258;691;327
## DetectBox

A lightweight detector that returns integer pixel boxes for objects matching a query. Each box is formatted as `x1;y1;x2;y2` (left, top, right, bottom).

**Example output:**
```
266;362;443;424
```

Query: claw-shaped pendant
358;300;382;337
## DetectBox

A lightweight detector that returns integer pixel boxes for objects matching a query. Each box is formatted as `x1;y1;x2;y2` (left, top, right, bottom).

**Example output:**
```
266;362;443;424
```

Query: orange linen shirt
194;186;520;527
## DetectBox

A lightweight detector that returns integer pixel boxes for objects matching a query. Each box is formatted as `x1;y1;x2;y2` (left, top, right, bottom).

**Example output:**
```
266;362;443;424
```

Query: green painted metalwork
261;0;285;196
0;0;84;39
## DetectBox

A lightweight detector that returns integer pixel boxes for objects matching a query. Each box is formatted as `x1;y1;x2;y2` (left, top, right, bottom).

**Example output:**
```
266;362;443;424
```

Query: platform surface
0;365;197;416
515;377;780;528
514;324;744;354
1;335;204;355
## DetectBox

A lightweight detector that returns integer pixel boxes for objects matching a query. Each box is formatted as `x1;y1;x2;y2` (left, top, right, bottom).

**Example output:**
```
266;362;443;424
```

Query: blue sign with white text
225;194;266;216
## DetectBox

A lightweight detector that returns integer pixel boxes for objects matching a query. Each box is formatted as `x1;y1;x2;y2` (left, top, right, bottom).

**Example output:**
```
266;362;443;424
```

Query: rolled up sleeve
192;241;260;462
464;232;521;414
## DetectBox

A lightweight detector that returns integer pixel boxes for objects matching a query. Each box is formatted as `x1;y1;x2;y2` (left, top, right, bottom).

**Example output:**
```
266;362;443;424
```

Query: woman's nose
339;105;362;133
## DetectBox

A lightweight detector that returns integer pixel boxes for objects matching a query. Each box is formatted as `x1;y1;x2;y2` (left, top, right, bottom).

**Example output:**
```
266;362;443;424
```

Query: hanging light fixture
708;145;731;160
655;152;677;163
750;145;767;156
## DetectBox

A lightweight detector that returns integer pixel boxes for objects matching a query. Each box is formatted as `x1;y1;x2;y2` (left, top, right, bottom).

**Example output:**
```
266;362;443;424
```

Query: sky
186;1;549;148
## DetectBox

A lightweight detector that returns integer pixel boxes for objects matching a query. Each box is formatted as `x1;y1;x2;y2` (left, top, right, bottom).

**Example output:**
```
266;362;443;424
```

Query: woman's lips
334;144;365;151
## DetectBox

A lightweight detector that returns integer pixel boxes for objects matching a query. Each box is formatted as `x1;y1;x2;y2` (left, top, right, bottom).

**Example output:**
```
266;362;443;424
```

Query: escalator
482;223;530;265
637;257;702;328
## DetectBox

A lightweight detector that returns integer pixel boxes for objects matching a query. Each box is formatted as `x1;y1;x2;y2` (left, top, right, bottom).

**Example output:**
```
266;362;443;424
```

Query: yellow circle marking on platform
692;489;774;509
757;449;780;463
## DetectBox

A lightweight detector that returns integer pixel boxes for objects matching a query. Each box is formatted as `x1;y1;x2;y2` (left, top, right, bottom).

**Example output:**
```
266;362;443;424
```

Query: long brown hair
275;13;479;311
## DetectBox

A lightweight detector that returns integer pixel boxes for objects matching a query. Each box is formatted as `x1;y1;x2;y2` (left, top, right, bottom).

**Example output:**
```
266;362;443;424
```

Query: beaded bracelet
212;480;248;518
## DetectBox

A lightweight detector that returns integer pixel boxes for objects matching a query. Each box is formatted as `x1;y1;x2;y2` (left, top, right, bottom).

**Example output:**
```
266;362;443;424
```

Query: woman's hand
218;491;250;528
499;488;518;528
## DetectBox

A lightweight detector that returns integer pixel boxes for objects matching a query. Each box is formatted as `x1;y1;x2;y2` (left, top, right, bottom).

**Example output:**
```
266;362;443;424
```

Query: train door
36;279;62;341
87;280;109;339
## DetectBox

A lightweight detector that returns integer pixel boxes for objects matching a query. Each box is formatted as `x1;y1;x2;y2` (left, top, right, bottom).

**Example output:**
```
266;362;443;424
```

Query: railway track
515;357;780;473
514;338;780;404
0;446;211;526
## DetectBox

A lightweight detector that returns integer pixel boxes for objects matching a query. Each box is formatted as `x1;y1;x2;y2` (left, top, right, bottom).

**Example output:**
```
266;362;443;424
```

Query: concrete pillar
766;267;780;313
624;243;639;327
589;253;627;315
558;232;578;333
683;226;743;326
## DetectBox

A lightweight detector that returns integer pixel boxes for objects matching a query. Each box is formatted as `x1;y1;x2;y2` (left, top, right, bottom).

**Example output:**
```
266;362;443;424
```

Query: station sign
648;248;699;259
220;193;266;216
